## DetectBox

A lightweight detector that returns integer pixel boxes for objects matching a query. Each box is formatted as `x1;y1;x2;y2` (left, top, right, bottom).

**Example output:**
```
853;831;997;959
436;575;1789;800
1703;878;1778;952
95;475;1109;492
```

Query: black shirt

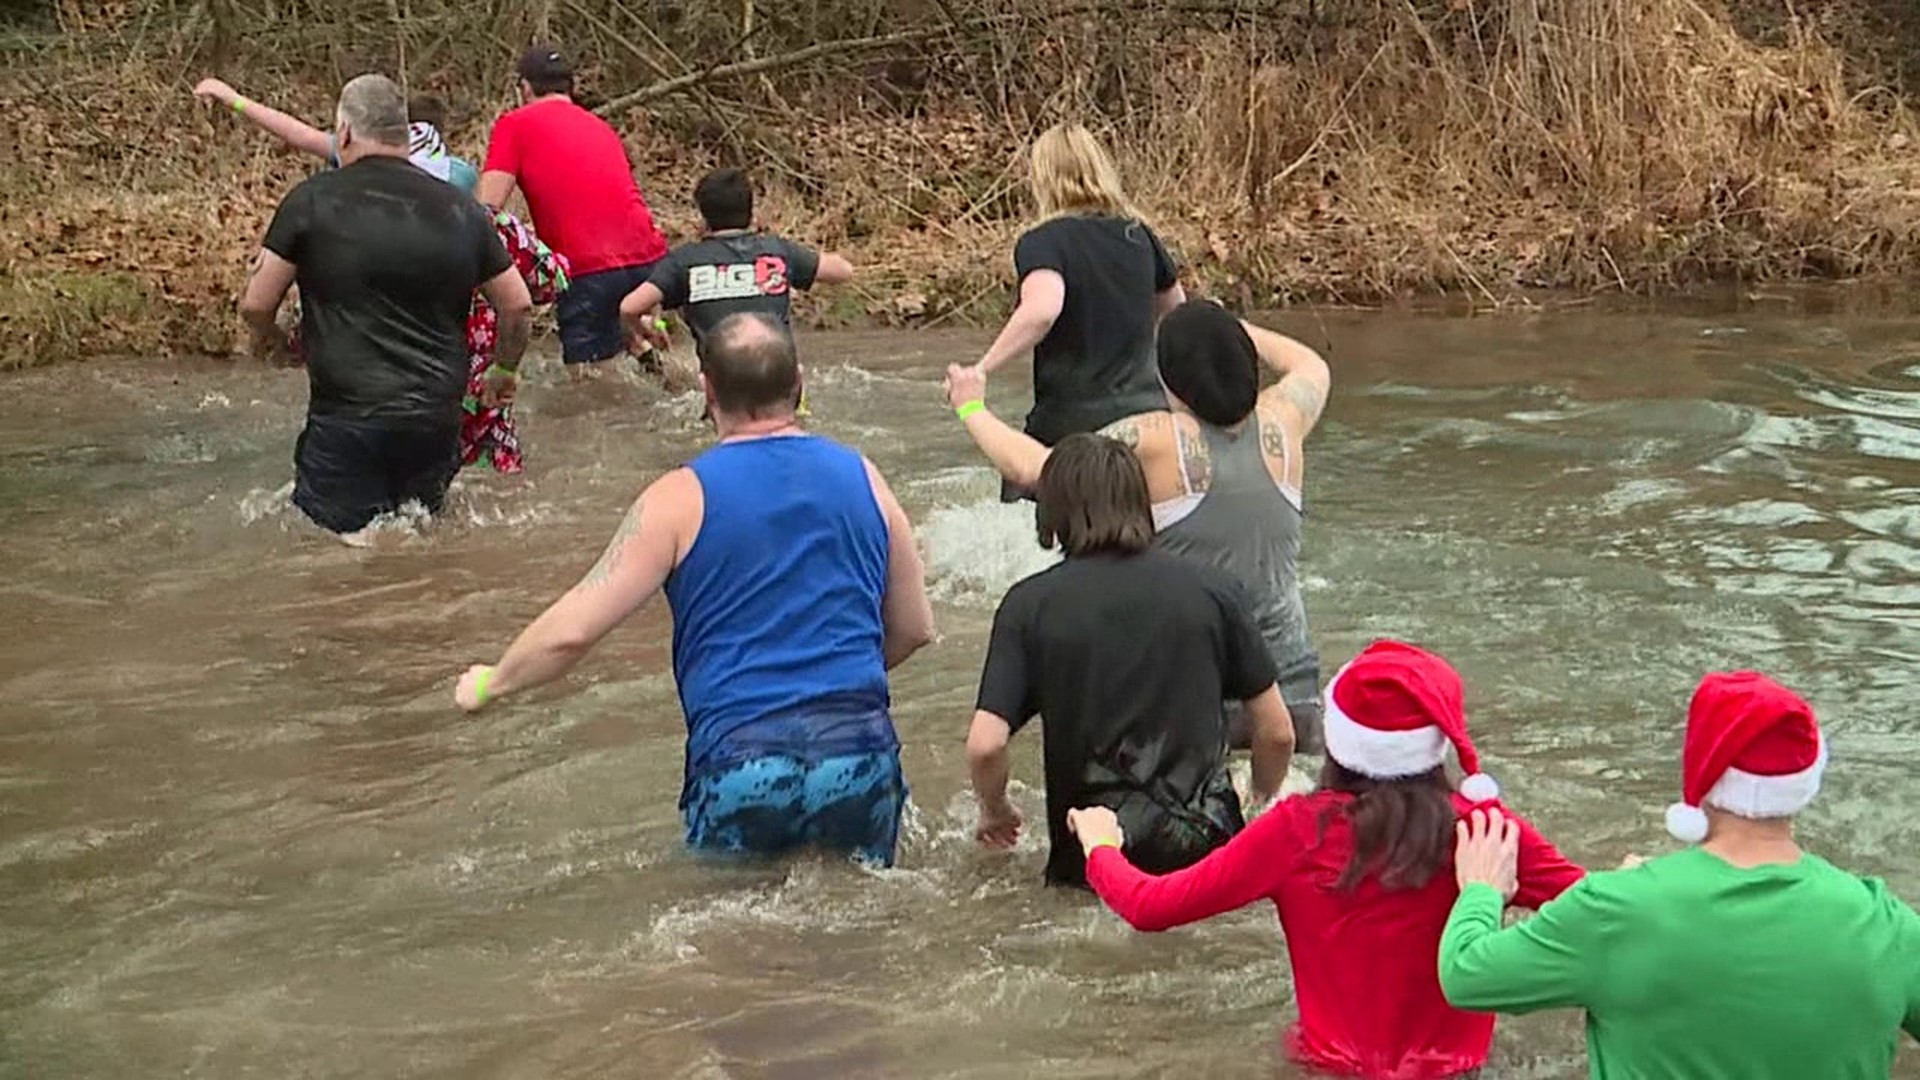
1014;215;1179;445
645;230;821;341
263;156;511;423
976;549;1278;886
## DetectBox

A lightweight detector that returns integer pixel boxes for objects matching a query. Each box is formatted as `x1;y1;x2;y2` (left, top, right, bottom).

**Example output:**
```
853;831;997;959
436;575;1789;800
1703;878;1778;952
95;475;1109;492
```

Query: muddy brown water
2;310;1917;1078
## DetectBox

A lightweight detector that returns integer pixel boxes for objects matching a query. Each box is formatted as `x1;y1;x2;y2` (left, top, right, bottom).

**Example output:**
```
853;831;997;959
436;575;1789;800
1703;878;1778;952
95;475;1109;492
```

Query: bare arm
480;471;694;702
1245;320;1332;439
813;253;854;286
480;267;534;371
1153;281;1188;319
1243;686;1296;808
967;710;1015;815
196;80;333;160
977;270;1065;375
960;405;1052;492
619;281;667;348
477;171;517;212
865;458;935;669
238;249;298;359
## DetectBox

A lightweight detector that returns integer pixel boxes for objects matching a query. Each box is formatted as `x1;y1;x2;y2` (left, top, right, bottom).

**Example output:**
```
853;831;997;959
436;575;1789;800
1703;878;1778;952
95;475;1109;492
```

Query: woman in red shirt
1067;640;1584;1079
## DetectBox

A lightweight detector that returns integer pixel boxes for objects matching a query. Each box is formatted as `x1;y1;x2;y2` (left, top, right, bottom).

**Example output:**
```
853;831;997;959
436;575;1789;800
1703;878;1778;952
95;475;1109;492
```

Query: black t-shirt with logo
645;230;821;341
263;156;511;424
1014;214;1180;445
975;549;1278;887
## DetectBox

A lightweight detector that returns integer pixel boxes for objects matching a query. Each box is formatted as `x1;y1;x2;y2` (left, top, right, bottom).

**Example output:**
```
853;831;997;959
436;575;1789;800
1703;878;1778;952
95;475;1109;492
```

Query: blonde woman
969;124;1186;499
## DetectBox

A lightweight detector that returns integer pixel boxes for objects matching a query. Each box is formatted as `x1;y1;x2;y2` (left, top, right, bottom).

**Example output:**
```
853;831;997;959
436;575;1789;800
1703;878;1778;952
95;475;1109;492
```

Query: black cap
517;44;572;83
1156;300;1259;427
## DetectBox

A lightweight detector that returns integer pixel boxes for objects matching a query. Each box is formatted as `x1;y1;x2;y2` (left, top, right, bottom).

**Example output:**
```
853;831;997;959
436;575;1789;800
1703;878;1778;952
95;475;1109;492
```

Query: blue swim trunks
682;750;908;867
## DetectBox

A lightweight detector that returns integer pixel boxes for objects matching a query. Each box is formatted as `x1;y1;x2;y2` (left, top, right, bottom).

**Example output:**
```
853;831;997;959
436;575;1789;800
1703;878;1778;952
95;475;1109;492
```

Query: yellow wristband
1086;838;1121;853
473;666;496;706
955;400;985;421
231;97;249;115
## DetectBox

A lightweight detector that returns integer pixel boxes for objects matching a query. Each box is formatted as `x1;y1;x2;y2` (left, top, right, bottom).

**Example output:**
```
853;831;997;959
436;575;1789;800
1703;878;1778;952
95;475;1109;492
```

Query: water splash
921;498;1059;606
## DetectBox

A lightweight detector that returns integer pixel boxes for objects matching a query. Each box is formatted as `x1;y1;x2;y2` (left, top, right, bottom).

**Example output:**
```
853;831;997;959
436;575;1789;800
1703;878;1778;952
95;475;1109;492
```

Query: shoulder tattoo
1177;421;1213;491
1280;377;1328;428
1100;415;1145;450
581;498;645;589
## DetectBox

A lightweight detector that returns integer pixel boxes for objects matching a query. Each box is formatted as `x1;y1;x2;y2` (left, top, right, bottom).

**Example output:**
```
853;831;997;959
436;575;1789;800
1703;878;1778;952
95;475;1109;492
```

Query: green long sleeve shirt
1438;847;1920;1079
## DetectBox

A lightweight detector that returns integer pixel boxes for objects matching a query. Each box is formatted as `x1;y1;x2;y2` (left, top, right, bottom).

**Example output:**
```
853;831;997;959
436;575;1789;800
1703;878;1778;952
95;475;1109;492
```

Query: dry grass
5;0;1920;365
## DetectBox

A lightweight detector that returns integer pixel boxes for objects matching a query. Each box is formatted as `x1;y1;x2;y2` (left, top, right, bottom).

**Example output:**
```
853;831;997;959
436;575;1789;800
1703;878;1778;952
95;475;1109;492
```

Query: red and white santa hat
1323;640;1500;802
1664;671;1827;843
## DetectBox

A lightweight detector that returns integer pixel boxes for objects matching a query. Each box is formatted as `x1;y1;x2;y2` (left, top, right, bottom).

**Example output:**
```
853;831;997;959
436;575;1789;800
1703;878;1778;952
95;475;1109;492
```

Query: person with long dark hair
1065;640;1584;1078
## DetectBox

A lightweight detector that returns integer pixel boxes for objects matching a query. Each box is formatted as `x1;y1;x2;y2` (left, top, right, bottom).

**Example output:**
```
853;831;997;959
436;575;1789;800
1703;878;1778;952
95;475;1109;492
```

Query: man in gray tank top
946;300;1330;759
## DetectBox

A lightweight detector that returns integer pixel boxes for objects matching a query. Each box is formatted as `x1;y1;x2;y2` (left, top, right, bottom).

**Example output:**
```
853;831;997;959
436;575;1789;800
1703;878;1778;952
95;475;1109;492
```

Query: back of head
699;313;800;419
337;74;410;149
1317;639;1496;891
1157;300;1260;427
1317;759;1457;891
694;168;755;231
407;94;448;132
518;43;576;97
1034;434;1154;557
1029;123;1139;221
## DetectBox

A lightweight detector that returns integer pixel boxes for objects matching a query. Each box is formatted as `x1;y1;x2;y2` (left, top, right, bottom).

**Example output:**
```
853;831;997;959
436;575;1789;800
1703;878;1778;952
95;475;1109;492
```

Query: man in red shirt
478;45;669;378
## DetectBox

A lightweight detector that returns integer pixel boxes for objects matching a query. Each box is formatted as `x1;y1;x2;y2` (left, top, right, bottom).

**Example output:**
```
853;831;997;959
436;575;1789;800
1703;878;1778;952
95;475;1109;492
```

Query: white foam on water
921;499;1059;607
238;481;295;525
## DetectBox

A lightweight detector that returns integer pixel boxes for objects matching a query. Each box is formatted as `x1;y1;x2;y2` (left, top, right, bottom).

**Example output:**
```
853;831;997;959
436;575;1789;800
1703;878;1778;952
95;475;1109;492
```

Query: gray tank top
1153;414;1321;708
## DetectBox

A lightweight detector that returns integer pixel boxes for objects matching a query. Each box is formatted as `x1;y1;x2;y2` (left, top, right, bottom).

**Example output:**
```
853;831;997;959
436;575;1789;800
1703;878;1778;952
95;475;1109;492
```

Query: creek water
2;309;1917;1079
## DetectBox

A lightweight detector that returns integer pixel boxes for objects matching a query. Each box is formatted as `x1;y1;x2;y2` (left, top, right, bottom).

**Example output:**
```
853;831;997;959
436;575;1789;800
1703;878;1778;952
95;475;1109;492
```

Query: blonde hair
1029;123;1141;222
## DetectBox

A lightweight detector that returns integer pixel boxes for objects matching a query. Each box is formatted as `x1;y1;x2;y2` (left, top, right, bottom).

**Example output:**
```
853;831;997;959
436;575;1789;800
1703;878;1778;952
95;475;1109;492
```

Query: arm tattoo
580;498;644;589
494;309;533;371
1176;421;1213;492
1259;410;1293;463
1280;376;1328;429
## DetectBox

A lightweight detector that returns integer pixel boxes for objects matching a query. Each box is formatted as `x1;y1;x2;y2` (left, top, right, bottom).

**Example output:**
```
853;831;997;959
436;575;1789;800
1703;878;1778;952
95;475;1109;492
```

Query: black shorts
557;262;658;364
291;414;462;534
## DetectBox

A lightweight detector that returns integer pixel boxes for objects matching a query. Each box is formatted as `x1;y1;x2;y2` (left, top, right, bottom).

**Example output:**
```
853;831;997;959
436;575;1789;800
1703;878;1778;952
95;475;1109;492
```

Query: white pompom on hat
1665;671;1827;844
1322;640;1500;803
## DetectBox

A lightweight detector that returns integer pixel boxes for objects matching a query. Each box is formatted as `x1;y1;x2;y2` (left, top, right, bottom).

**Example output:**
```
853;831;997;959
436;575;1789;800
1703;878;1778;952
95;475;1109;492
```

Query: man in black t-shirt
965;434;1297;887
239;74;533;539
618;168;853;350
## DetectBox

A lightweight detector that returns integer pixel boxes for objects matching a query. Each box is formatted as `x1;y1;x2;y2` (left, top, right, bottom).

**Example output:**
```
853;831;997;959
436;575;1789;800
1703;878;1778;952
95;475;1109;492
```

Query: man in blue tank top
453;313;936;866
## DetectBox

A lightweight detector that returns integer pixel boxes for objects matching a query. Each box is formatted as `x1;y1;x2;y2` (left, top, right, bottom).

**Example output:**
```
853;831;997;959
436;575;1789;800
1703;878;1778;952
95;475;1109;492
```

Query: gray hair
336;73;410;148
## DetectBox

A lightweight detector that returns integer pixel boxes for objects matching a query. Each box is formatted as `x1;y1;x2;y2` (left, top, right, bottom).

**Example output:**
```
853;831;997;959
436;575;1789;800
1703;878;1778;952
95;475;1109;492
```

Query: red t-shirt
1085;791;1585;1080
481;98;668;276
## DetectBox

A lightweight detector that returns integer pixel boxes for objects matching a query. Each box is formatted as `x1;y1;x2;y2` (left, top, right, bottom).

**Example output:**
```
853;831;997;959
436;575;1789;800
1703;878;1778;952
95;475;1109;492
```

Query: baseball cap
516;44;572;83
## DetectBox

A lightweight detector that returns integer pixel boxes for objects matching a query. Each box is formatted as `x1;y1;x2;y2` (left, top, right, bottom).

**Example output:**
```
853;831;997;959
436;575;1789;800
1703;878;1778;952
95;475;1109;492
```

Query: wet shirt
1087;792;1584;1079
1441;847;1920;1080
264;156;511;423
645;231;821;341
1014;215;1179;444
976;550;1276;886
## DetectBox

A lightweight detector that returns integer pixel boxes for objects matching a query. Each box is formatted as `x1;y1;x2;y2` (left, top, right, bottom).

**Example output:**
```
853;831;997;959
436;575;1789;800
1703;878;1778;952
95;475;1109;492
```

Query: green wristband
473;666;496;706
231;97;249;115
955;400;985;421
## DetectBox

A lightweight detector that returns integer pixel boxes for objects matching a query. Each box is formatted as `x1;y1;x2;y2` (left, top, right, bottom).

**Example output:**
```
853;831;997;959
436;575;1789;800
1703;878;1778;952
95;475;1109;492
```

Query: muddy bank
7;0;1920;369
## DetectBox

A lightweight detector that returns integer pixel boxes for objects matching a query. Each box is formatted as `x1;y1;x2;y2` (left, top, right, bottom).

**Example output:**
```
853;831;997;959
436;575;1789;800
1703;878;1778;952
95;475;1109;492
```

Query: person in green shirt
1438;670;1920;1079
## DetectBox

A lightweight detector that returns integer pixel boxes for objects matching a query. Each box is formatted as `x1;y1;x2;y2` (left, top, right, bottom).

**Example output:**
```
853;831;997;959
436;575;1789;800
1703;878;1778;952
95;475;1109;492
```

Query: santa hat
1664;671;1827;843
1322;640;1499;802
